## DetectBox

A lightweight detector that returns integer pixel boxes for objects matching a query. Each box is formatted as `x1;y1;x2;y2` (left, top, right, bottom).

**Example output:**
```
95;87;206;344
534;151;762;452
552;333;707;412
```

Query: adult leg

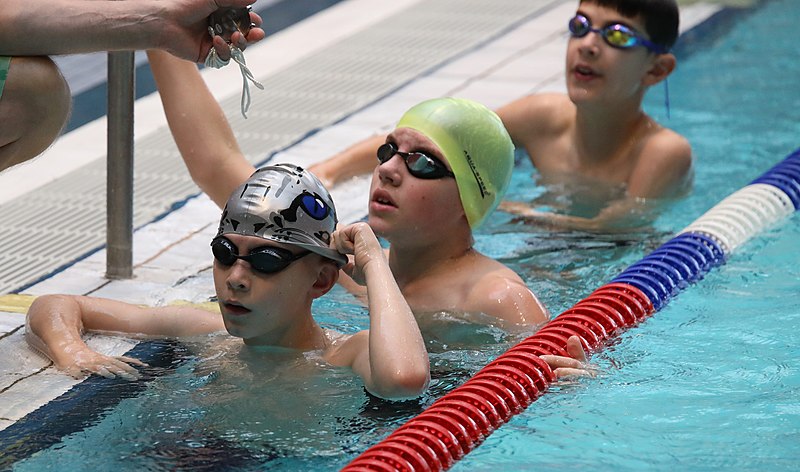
0;56;71;173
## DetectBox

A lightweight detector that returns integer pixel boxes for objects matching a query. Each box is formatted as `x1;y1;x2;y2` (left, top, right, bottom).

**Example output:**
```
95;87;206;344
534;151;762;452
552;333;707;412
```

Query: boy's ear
309;261;339;299
643;53;676;86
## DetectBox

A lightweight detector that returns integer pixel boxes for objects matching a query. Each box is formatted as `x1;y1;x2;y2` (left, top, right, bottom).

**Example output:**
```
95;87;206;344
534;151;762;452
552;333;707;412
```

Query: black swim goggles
211;236;310;274
376;142;455;180
568;14;668;54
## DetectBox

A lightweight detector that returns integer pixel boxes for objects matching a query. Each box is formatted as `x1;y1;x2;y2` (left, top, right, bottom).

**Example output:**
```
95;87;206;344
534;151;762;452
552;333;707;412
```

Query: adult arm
0;0;265;62
26;294;223;379
148;50;255;207
309;134;386;187
330;223;430;399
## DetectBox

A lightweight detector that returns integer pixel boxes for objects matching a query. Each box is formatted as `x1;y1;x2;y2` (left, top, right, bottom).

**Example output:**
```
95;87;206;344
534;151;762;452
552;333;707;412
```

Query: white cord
204;28;264;118
230;47;264;118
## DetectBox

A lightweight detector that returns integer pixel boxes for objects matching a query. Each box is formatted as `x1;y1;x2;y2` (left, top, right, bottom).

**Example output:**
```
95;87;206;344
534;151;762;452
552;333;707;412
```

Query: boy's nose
226;261;251;291
576;32;601;57
377;155;404;186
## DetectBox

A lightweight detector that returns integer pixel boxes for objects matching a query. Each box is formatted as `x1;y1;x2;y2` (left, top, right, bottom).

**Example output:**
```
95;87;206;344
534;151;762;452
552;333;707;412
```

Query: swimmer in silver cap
27;165;431;400
215;163;347;266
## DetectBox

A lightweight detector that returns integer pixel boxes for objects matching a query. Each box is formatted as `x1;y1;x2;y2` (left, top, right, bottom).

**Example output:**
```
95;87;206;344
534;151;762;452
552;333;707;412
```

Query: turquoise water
10;1;800;470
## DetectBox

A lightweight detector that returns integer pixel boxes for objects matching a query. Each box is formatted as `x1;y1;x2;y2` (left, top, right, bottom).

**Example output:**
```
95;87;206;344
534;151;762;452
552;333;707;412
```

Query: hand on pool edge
61;351;149;382
540;335;597;379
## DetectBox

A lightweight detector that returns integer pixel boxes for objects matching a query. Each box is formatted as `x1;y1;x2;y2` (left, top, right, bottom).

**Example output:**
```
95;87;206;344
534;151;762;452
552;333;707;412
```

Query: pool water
9;1;800;470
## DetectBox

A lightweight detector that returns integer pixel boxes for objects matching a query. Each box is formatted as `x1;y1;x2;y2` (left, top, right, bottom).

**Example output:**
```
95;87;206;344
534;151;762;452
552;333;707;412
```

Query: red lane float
344;283;653;471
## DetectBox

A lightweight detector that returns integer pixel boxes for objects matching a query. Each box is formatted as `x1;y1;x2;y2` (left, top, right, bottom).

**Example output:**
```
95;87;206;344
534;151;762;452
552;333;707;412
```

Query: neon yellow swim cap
396;97;514;228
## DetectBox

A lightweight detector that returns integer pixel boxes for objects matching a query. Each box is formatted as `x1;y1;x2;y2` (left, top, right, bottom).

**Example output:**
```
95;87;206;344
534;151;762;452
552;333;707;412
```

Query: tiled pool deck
0;0;719;435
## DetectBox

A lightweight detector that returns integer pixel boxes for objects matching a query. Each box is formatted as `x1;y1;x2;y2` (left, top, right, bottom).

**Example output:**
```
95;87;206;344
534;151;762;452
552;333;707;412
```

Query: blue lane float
344;147;800;472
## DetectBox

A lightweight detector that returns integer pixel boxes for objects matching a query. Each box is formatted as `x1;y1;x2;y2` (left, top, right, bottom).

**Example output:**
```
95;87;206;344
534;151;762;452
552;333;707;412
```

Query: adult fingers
212;35;232;62
242;28;266;49
216;0;258;9
250;12;263;28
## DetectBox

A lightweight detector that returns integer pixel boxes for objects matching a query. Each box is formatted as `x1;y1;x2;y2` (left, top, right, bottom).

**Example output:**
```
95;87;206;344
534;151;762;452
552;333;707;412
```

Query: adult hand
161;0;266;63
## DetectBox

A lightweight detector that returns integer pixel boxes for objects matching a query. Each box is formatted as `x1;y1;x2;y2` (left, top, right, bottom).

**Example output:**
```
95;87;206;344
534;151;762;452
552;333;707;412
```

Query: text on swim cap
464;150;490;199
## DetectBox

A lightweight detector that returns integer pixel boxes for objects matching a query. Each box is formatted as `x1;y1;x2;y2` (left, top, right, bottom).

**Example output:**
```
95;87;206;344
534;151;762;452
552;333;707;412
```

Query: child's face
368;127;466;245
212;233;319;344
566;1;660;106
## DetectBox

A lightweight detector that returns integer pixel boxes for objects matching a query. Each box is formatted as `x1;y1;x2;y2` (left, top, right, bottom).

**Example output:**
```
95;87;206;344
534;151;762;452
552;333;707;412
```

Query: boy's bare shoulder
497;93;574;136
630;125;693;198
464;261;549;325
645;125;692;160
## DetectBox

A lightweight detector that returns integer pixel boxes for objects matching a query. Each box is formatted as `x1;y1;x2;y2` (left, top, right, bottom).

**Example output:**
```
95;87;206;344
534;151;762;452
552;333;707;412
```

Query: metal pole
106;51;135;279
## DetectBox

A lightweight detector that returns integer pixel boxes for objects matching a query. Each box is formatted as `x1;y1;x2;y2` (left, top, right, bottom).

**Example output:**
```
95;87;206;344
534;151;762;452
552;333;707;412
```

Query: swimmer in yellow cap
352;97;548;325
148;49;549;326
391;97;514;229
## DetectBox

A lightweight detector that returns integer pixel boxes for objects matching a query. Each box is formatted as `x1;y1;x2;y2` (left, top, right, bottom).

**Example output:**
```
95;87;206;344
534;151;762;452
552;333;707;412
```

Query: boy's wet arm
500;197;656;232
34;295;224;338
309;134;386;188
148;49;255;208
26;295;153;379
330;223;430;399
328;329;428;400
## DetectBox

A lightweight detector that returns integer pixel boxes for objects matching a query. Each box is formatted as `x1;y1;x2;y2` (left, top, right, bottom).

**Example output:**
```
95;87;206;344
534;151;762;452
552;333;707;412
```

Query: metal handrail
105;51;135;279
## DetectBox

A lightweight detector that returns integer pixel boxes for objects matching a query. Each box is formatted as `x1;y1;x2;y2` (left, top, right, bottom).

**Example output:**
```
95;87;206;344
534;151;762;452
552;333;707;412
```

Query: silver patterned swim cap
216;164;347;266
